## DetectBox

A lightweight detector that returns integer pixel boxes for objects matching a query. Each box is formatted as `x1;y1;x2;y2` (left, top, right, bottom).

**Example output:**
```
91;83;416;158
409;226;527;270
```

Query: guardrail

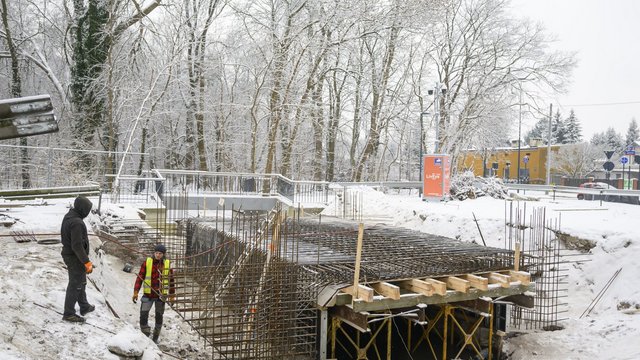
107;169;330;207
103;170;640;208
0;183;101;200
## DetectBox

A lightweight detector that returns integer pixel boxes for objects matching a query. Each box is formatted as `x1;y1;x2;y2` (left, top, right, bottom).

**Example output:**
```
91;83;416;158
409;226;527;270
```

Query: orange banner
422;155;450;199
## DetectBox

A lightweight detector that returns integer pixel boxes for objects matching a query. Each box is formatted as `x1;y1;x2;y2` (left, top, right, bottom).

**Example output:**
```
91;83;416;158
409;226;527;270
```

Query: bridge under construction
91;171;566;360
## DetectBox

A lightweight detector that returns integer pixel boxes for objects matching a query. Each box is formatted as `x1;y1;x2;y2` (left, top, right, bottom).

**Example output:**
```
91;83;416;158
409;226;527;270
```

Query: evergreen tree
524;117;549;144
551;110;566;144
625;118;639;147
563;109;582;143
591;127;624;152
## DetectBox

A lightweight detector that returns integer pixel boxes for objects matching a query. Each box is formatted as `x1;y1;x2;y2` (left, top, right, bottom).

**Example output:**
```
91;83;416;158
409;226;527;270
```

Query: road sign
624;147;636;155
523;155;529;164
621;156;629;164
604;151;615;159
603;161;615;171
635;155;640;165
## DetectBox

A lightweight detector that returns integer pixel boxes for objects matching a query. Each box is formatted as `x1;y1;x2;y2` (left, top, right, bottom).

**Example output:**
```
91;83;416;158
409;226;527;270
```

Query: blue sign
434;158;442;166
624;149;636;155
523;155;529;164
621;156;629;164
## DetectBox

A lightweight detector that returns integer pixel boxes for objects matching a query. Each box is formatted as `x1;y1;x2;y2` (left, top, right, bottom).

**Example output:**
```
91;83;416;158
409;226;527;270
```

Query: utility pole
517;90;522;184
419;112;428;182
546;103;552;185
433;82;441;153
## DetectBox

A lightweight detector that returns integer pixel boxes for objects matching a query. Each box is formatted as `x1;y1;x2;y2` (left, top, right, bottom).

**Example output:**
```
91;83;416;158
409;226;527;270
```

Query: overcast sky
509;0;640;141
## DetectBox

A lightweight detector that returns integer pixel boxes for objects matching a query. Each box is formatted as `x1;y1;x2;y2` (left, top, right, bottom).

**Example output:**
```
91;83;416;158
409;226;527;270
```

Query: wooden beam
343;283;536;313
455;298;492;314
509;271;531;285
424;278;447;295
352;223;365;303
465;274;489;291
488;272;511;288
371;282;400;300
445;276;470;293
514;242;521;271
399;279;434;296
341;284;374;302
498;294;535;309
329;306;369;333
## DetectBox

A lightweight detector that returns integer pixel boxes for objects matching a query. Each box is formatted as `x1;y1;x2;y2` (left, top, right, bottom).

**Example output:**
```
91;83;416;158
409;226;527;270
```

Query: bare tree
429;0;576;162
552;143;601;178
1;0;31;187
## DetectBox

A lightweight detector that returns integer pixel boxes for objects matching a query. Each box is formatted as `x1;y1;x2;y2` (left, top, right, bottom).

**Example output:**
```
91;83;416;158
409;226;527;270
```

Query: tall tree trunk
185;0;220;174
1;0;31;188
353;23;399;181
264;46;286;178
326;69;344;181
311;81;324;181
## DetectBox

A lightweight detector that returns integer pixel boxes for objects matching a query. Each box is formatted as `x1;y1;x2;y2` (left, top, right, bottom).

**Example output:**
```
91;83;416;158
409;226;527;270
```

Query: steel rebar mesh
161;199;521;360
506;203;588;330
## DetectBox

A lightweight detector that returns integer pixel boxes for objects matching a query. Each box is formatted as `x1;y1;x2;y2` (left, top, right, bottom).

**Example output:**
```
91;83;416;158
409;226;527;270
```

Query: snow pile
450;171;510;200
107;325;159;358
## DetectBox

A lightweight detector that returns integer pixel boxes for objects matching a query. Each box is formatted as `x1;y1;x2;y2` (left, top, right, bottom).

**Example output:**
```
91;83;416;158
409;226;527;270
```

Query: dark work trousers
140;296;165;331
62;254;90;317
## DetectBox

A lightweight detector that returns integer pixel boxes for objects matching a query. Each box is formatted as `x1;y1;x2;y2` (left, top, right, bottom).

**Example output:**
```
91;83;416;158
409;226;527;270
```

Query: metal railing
106;169;331;208
507;183;640;198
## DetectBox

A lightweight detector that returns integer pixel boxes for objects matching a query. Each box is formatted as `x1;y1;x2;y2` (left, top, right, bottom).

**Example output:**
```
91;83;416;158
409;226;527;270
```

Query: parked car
577;182;612;200
577;182;639;204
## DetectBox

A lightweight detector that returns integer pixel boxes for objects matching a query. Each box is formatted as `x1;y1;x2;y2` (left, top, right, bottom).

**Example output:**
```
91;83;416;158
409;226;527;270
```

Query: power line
561;100;640;107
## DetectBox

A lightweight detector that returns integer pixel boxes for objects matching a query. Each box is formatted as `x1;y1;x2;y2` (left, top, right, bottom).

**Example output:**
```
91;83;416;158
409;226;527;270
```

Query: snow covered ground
322;187;640;359
0;199;212;360
1;188;639;359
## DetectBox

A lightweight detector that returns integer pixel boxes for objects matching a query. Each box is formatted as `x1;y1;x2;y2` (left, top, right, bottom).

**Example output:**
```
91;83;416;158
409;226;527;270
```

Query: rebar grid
288;220;514;284
160;202;520;360
506;202;585;330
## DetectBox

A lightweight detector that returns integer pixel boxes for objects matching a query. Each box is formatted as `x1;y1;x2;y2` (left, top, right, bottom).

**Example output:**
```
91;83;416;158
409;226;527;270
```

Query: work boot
141;326;151;337
152;327;161;343
62;314;85;323
80;304;95;316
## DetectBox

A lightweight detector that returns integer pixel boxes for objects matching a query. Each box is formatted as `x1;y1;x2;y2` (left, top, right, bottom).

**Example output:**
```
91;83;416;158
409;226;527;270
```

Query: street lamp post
419;111;429;182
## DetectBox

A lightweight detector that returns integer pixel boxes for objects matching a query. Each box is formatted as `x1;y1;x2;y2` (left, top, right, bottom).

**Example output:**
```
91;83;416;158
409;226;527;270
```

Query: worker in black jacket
60;196;95;322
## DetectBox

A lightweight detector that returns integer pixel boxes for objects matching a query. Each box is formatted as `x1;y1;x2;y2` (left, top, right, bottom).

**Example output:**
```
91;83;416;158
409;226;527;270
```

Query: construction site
78;169;571;360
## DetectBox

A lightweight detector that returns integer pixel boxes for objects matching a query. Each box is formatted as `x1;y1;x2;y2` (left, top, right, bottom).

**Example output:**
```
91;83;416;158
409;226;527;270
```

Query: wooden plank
399;279;434;296
371;282;400;300
329;306;369;332
352;223;365;303
424;278;447;295
455;298;492;314
346;283;536;313
498;294;535;308
341;284;374;302
509;270;531;285
514;242;521;271
465;274;489;291
488;272;511;288
445;276;470;293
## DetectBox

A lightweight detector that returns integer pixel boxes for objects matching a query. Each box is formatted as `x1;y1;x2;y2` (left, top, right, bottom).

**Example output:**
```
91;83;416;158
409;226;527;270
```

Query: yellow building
458;143;561;184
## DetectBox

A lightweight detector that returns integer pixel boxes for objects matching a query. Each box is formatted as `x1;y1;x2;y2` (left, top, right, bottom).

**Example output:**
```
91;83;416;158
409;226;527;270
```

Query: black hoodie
60;196;93;264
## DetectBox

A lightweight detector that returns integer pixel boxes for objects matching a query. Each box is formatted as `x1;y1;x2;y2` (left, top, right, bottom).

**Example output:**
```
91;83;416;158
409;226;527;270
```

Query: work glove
132;291;139;304
168;295;176;305
84;261;93;274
